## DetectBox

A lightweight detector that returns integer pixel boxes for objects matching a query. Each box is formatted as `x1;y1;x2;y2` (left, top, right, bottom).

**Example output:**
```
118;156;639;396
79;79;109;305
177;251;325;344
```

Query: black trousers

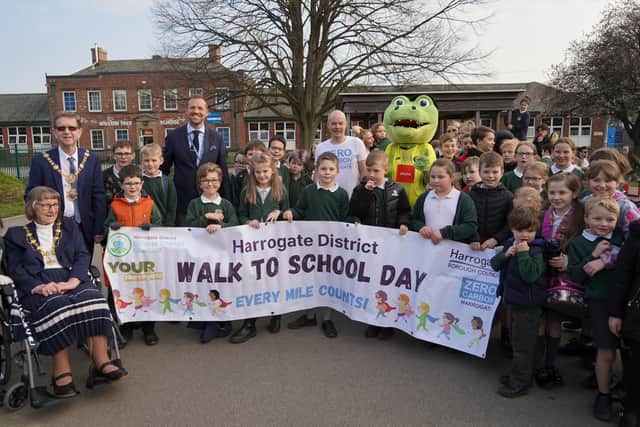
622;338;640;412
508;307;542;389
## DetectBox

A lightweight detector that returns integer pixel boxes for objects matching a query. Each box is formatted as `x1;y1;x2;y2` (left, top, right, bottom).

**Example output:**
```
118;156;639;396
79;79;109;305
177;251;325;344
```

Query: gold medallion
65;174;77;184
67;188;78;201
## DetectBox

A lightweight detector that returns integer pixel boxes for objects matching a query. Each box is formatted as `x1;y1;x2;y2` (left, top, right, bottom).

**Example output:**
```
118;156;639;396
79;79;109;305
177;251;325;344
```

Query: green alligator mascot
383;95;438;207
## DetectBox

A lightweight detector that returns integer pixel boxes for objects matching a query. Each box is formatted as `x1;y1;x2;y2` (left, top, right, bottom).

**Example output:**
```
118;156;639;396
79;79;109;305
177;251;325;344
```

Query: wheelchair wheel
4;382;27;411
0;321;11;385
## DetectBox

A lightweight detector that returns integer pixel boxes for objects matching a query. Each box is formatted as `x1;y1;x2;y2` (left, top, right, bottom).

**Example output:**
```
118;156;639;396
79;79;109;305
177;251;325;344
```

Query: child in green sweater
229;153;289;344
141;143;177;226
567;197;624;421
186;162;238;343
283;152;350;338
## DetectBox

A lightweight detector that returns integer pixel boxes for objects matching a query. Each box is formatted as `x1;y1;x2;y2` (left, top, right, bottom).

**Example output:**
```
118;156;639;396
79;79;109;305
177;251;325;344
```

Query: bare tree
549;0;640;153
153;0;488;149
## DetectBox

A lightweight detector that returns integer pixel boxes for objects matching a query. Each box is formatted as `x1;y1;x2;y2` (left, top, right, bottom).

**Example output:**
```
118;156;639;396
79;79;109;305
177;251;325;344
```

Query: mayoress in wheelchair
3;186;126;398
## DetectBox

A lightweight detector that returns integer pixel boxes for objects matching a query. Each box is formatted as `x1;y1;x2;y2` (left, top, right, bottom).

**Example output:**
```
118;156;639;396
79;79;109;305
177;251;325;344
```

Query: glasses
200;179;220;184
55;126;78;132
36;202;59;210
517;152;535;157
114;152;133;157
122;181;142;187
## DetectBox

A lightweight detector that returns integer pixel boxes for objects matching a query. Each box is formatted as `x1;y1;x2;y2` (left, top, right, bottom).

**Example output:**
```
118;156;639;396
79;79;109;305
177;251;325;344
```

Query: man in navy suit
161;95;231;226
26;111;106;255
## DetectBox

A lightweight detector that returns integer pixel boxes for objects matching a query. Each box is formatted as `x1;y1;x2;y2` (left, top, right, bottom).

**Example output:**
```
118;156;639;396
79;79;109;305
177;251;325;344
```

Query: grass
0;172;25;217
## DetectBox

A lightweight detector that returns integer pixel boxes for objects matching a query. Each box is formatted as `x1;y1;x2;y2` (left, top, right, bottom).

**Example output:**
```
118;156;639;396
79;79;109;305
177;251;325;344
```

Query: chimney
91;46;108;65
208;44;221;62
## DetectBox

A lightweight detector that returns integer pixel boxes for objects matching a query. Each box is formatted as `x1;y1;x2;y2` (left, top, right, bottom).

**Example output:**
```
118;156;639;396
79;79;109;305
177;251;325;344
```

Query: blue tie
192;130;201;165
68;157;81;223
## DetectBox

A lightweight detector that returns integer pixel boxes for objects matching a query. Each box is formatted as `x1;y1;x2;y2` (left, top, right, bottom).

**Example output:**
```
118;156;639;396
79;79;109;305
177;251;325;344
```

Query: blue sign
207;112;222;124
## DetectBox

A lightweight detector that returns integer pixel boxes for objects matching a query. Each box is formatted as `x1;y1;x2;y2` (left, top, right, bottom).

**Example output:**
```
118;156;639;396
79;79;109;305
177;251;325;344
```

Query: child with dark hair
268;135;290;190
349;151;411;340
287;150;313;208
467;126;495;157
103;140;135;209
491;206;546;398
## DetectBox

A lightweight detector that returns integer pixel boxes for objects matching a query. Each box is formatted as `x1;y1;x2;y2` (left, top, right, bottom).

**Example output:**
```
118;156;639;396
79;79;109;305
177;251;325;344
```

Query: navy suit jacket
161;124;231;212
4;219;91;298
26;148;106;247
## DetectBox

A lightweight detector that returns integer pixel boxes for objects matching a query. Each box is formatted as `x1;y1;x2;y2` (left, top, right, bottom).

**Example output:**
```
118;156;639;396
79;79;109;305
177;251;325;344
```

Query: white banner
104;223;500;358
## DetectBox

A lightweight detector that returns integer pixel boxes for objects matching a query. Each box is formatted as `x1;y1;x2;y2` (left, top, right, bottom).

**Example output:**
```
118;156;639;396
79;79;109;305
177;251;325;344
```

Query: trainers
143;330;159;346
321;320;338;338
497;384;528;398
593;393;612;421
287;314;317;329
365;325;381;338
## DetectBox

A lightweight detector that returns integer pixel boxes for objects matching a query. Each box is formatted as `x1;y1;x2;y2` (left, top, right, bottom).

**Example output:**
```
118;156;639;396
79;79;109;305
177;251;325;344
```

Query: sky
0;0;612;94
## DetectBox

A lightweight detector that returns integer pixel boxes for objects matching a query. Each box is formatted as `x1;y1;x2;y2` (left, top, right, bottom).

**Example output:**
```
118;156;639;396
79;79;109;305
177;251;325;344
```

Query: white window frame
138;89;152;111
87;90;102;112
248;122;269;142
315;122;323;143
189;87;204;97
115;129;129;141
542;117;564;136
113;89;127;112
8;127;27;144
62;91;76;112
163;88;178;111
480;118;493;128
526;116;536;140
275;121;296;150
215;87;230;110
90;129;105;150
216;126;231;148
32;126;51;144
569;117;592;136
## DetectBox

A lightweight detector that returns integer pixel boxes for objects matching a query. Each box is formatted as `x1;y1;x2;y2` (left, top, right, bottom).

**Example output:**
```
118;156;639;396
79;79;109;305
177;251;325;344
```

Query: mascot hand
413;155;430;172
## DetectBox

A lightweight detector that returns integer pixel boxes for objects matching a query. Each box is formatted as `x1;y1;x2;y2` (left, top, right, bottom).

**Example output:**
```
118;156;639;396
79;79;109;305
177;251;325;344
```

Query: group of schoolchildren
100;122;640;424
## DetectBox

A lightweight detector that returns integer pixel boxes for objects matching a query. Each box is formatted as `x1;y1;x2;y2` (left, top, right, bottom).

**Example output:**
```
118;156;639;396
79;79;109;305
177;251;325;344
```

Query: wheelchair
0;265;124;411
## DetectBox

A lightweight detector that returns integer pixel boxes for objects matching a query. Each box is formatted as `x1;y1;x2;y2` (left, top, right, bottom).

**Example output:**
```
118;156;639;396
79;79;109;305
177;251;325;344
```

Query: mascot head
383;95;438;145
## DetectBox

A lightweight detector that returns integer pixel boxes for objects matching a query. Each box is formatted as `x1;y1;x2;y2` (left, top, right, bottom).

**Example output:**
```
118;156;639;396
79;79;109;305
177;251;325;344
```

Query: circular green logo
107;233;132;257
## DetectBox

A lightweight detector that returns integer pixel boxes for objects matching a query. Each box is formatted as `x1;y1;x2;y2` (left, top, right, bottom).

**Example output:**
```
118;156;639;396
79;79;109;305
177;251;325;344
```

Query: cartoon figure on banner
158;288;181;315
182;292;206;316
415;302;438;332
208;289;233;315
374;290;395;319
383;95;438;207
131;287;156;317
394;294;413;324
112;289;132;311
437;312;466;340
468;316;487;347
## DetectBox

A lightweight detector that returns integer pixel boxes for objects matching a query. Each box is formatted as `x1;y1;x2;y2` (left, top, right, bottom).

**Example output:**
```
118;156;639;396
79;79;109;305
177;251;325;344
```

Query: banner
104;223;500;358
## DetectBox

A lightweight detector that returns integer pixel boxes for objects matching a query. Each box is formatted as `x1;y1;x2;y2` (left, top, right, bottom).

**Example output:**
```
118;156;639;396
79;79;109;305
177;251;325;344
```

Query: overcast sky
0;0;611;94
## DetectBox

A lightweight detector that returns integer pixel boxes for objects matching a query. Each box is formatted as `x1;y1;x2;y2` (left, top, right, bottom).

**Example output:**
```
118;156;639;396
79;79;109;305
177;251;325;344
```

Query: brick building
0;93;50;149
44;46;248;151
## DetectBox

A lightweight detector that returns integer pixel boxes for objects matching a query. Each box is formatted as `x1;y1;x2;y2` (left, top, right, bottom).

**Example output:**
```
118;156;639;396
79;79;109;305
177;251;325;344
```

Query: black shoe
217;322;232;338
365;325;381;338
267;316;281;334
321;320;338;338
593;393;612;421
229;324;256;344
51;372;79;398
378;328;394;340
288;314;317;329
120;324;133;341
618;411;638;427
200;323;219;343
534;368;553;389
143;331;159;346
497;384;528;398
547;366;564;388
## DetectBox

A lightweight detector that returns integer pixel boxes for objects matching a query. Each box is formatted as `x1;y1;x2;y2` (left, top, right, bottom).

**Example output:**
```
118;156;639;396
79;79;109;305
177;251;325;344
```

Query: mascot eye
394;98;405;107
419;98;430;108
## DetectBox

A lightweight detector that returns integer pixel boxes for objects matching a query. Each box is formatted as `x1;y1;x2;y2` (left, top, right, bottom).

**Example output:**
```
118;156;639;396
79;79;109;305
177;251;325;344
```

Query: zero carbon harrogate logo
107;232;132;257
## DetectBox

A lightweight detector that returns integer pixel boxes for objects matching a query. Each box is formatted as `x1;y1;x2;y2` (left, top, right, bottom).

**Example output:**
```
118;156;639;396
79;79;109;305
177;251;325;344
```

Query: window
164;88;178;111
90;129;104;150
215;87;230;109
216;127;230;148
9;127;27;144
569;117;592;147
0;129;3;146
138;89;152;111
88;90;102;112
541;117;563;136
113;89;127;112
248;122;269;142
32;126;51;144
115;129;129;141
480;118;493;128
189;88;204;97
63;91;76;111
275;121;296;149
526;116;536;140
315;122;323;143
